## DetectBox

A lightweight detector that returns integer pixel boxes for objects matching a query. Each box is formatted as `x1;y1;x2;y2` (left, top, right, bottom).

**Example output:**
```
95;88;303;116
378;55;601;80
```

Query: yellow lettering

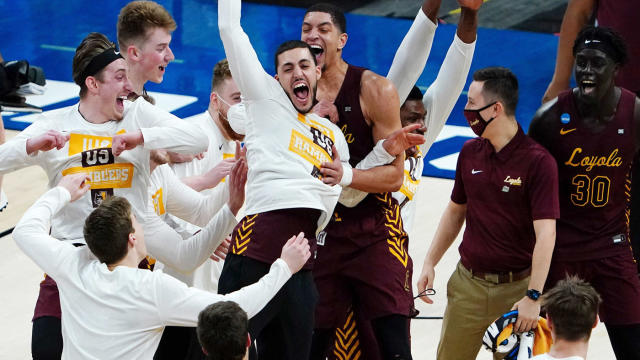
565;148;623;171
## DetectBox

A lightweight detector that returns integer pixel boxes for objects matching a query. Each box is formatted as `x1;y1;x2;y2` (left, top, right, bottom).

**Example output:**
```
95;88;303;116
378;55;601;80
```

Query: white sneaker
0;190;7;212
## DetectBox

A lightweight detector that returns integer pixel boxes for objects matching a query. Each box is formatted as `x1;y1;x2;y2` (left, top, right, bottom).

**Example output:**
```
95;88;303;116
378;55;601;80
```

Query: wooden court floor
0;129;614;359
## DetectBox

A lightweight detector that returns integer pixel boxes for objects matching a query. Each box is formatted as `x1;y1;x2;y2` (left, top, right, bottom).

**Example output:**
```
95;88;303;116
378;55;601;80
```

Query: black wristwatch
526;289;541;301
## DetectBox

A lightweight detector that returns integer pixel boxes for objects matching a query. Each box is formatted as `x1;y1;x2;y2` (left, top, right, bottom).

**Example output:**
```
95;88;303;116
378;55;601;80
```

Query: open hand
382;124;427;156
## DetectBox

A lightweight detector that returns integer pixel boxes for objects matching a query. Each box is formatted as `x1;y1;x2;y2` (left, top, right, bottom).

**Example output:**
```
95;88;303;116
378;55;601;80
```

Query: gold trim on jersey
289;129;332;168
399;169;420;200
151;187;165;216
384;203;409;268
232;214;258;255
61;163;134;189
333;310;361;360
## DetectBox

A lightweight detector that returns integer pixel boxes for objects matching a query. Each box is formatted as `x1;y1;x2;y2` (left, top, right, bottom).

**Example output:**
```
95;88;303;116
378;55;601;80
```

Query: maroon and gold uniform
314;65;413;332
543;88;640;324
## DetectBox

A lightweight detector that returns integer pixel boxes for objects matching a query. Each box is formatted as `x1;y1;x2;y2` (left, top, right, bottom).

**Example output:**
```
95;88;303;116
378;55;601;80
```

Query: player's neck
577;86;620;120
317;58;348;101
127;63;148;95
548;338;588;359
78;98;111;124
483;115;518;153
107;252;143;271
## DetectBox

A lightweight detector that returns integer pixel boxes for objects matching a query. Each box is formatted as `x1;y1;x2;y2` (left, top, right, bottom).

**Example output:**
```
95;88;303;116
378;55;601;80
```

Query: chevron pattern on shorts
332;310;362;360
231;214;258;255
384;202;409;268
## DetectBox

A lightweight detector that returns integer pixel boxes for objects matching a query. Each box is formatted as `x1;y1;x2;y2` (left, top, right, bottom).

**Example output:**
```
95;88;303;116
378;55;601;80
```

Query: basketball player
116;0;175;101
217;0;351;358
304;1;477;357
529;26;640;360
12;173;310;360
0;32;209;359
335;0;480;355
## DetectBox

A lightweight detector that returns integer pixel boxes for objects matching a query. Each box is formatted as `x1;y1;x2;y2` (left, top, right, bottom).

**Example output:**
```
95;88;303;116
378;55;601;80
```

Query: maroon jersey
549;89;636;260
324;64;402;247
597;1;640;93
451;126;560;273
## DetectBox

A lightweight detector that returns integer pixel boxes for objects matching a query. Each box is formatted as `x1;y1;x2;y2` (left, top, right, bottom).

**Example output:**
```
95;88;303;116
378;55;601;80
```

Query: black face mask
463;102;496;136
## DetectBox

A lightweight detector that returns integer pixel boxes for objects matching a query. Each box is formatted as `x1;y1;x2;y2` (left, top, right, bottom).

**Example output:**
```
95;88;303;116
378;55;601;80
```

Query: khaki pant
437;261;529;360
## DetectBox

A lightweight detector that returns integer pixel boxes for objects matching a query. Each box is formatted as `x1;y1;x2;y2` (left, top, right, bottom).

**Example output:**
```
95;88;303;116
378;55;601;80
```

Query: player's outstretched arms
26;130;70;155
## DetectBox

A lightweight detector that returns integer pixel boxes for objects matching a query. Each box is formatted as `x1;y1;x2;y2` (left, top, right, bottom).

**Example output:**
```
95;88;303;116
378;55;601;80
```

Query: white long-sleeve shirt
219;0;350;233
0;98;208;243
12;186;291;360
170;111;236;291
148;164;235;283
387;9;476;230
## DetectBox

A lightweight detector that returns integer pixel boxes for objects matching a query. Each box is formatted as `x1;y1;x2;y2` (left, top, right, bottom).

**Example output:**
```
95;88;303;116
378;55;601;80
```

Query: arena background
0;0;568;179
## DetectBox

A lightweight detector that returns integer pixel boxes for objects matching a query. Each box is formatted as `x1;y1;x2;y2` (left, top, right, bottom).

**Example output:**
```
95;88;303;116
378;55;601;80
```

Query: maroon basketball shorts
33;274;62;320
230;208;320;270
546;249;640;325
314;224;413;329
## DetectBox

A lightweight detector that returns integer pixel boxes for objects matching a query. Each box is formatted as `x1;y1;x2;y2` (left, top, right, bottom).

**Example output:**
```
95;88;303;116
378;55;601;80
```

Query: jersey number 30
570;174;610;207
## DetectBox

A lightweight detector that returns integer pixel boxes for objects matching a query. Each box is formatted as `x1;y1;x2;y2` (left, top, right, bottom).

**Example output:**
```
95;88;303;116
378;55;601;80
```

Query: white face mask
226;102;247;136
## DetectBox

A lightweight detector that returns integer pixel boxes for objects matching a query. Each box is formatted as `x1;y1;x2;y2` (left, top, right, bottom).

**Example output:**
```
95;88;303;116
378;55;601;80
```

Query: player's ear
316;66;321;80
126;45;139;61
338;33;348;50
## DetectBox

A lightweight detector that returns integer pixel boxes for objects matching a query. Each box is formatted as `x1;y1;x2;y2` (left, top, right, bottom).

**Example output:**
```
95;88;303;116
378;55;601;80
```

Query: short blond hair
117;1;176;50
211;59;233;93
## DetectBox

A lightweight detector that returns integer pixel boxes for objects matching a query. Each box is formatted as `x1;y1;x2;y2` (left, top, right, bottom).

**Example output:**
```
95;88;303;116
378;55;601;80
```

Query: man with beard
217;0;424;358
529;26;640;360
217;1;350;358
0;32;209;359
418;67;558;360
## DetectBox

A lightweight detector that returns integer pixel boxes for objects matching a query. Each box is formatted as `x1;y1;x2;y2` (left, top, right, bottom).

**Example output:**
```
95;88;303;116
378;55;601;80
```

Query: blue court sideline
0;0;559;179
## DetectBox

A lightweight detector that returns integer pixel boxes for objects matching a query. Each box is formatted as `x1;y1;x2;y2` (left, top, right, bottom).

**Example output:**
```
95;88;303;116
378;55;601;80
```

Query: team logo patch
91;189;113;208
503;176;522;186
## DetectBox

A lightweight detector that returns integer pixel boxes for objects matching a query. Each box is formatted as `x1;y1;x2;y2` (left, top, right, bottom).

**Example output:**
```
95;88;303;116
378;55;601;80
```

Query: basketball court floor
0;0;619;358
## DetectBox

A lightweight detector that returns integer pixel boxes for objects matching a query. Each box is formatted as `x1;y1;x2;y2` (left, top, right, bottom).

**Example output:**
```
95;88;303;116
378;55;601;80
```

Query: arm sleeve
387;9;437;104
143;201;238;273
163;166;229;227
422;35;475;154
12;187;76;278
158;258;292;325
0;117;54;173
135;100;209;154
528;152;560;220
218;0;281;101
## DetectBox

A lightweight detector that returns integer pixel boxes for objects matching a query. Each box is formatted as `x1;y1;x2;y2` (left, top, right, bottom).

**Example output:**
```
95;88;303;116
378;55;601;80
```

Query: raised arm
13;175;90;278
218;0;280;101
387;1;440;103
542;0;596;103
422;13;476;153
